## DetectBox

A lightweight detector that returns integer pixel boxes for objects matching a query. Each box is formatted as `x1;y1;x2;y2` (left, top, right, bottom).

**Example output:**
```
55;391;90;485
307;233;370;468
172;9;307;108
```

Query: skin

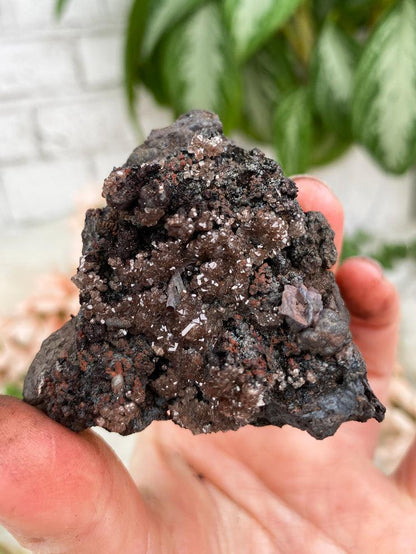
0;176;414;554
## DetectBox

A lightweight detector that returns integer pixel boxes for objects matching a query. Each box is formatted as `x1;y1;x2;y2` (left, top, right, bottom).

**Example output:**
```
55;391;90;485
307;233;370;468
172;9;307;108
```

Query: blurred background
1;1;416;551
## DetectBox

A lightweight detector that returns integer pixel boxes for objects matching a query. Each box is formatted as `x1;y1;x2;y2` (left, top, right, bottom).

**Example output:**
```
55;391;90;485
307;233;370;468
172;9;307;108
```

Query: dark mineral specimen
24;110;385;439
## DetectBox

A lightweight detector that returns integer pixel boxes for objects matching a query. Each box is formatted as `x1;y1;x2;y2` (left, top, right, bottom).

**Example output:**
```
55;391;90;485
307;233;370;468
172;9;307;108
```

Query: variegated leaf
163;3;240;127
243;37;296;140
142;0;205;59
124;0;152;111
312;21;357;133
224;0;305;60
273;88;312;174
353;0;416;174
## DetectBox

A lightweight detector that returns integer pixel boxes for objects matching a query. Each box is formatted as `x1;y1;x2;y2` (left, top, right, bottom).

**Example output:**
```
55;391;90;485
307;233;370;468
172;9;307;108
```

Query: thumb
0;396;153;553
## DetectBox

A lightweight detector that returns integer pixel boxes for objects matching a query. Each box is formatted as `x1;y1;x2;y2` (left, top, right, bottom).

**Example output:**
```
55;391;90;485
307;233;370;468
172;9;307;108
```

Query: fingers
393;437;416;500
293;175;344;266
295;176;400;400
335;257;400;454
0;396;153;554
293;178;399;454
336;257;400;399
292;177;400;403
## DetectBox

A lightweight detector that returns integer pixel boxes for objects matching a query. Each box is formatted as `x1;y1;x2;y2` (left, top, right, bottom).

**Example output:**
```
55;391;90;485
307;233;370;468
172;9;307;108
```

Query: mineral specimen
23;110;385;439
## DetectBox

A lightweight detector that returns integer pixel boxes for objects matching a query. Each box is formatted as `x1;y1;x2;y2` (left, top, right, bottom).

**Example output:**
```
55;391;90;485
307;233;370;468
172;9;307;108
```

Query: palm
134;423;416;553
1;177;414;554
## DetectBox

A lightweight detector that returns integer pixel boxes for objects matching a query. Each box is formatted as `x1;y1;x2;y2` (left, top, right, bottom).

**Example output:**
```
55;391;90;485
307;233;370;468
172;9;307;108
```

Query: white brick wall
2;158;93;222
78;35;123;88
0;0;15;30
0;42;80;99
0;176;12;225
8;0;110;29
0;110;37;163
36;93;136;157
0;0;146;226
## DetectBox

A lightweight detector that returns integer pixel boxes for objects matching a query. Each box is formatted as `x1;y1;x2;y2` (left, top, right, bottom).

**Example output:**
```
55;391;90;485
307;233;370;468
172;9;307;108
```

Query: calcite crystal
24;111;385;439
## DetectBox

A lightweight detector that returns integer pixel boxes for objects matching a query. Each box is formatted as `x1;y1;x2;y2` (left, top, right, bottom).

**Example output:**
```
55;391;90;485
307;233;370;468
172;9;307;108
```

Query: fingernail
350;256;384;277
290;174;330;190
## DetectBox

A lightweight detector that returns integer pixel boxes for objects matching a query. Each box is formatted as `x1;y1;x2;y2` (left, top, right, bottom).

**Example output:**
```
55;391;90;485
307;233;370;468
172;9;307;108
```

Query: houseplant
57;0;416;176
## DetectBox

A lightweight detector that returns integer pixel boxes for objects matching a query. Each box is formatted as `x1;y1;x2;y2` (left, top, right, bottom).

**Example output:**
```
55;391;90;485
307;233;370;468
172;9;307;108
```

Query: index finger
0;396;151;553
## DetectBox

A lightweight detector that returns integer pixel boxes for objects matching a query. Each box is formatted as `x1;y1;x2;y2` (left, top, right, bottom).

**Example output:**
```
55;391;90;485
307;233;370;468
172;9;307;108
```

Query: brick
0;41;79;99
11;0;107;29
60;0;110;27
78;35;122;88
0;178;12;227
104;0;131;20
0;0;16;31
36;93;136;157
2;158;93;223
2;0;56;29
0;110;37;163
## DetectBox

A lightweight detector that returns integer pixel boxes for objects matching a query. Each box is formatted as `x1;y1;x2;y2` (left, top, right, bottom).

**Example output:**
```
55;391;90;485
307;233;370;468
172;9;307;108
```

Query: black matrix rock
23;110;385;439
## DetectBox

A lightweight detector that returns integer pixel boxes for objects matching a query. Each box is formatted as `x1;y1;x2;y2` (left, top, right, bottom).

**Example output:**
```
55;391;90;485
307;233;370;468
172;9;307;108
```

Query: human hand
1;177;414;554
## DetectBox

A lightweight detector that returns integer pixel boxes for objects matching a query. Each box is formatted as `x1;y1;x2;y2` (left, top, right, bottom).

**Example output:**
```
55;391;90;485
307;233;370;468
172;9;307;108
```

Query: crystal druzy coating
24;111;384;439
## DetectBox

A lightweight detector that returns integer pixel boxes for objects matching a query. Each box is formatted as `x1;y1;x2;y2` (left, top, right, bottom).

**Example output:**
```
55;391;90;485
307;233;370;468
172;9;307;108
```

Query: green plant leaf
142;0;206;59
162;3;241;130
341;0;397;30
273;88;313;174
243;62;278;142
353;0;416;174
243;37;297;141
312;21;357;134
311;0;338;24
124;0;152;114
55;0;70;17
224;0;305;61
310;127;351;167
340;229;372;262
140;44;171;106
372;239;416;269
243;40;288;142
4;382;22;399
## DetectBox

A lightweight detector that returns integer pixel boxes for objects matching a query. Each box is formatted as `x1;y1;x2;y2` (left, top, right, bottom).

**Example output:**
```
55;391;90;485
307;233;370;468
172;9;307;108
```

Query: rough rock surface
24;110;385;439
